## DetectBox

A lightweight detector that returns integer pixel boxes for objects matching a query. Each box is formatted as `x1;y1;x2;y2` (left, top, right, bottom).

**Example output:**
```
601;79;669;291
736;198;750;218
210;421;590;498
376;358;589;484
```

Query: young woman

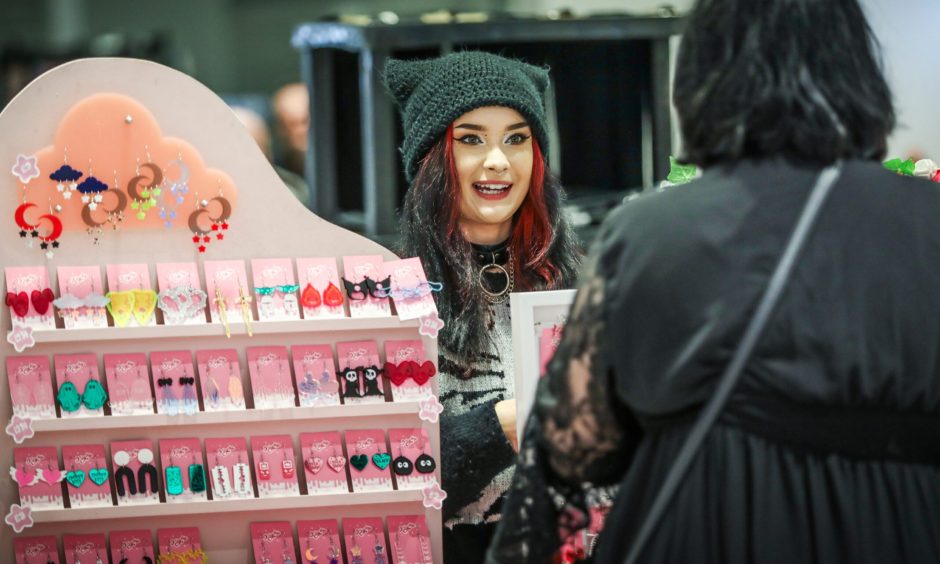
384;51;580;562
488;0;940;562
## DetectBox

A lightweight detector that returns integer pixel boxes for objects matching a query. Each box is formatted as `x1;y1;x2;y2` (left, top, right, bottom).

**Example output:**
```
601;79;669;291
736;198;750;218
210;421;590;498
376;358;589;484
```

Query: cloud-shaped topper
76;175;107;194
49;164;83;182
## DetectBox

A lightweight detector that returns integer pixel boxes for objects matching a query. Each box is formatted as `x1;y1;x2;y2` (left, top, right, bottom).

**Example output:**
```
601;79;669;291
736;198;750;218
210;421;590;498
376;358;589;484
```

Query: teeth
474;183;510;194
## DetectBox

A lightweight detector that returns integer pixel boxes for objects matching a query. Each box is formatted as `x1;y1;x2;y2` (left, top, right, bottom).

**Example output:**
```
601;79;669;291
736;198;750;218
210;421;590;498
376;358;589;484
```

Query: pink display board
6;355;56;419
158;437;208;503
103;352;153;415
13;535;60;564
343;516;388;564
63;533;106;564
292;345;340;407
345;429;393;493
61;444;111;508
250;434;299;498
205;437;253;500
250;521;297;564
109;529;155;564
382;257;440;320
157;527;203;560
299;431;349;495
389;427;437;491
195;348;245;411
12;446;64;509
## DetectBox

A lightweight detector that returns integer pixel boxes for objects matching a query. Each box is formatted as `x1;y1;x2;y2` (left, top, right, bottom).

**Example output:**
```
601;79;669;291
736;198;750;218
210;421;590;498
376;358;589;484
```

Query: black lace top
487;160;940;563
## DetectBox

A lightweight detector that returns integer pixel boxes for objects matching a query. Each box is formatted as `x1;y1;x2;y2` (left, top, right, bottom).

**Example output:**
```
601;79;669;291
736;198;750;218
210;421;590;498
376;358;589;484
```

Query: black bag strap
623;164;842;564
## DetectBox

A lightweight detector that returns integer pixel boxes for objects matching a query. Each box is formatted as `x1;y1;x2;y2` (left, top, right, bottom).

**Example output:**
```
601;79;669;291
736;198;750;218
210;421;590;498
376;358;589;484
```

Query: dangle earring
395;531;407;564
210;455;232;498
228;361;244;407
136;448;158;495
179;366;197;415
233;451;251;496
39;459;64;485
189;453;207;493
361;365;384;397
327;447;346;474
10;461;38;487
128;153;163;220
415;441;436;474
258;450;271;481
56;370;82;413
372;533;386;564
113;450;137;497
81;366;108;411
165;452;184;496
237;282;253;337
159;152;188;228
304;535;317;564
157;365;179;416
282;537;296;564
305;446;323;474
281;448;295;479
350;535;363;564
50;147;82;201
328;535;340;564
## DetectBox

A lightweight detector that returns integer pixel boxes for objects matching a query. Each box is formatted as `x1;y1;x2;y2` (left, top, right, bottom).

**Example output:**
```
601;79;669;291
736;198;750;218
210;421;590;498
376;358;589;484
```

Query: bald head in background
272;82;309;176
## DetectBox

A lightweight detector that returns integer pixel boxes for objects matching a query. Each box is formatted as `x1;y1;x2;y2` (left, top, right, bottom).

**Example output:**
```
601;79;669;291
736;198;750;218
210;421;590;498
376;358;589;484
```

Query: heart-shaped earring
30;288;55;316
305;455;323;474
349;454;368;472
327;454;346;473
372;452;391;471
89;466;109;486
66;469;86;488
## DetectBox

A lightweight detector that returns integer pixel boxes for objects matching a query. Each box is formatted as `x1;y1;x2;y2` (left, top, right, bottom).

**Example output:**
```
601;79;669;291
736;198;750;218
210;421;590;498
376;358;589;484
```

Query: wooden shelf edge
30;490;424;523
30;401;423;432
29;316;420;344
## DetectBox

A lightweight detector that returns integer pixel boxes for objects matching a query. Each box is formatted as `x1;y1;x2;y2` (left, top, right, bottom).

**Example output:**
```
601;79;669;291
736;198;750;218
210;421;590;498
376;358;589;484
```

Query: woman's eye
455;134;483;145
506;133;531;145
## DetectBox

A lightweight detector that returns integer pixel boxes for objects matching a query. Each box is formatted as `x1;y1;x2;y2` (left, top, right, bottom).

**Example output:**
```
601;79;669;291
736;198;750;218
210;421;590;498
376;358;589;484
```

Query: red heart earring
30;288;55;315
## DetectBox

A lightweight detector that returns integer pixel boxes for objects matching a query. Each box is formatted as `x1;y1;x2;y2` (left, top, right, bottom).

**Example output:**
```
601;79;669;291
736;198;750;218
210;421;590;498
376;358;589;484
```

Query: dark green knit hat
384;51;551;182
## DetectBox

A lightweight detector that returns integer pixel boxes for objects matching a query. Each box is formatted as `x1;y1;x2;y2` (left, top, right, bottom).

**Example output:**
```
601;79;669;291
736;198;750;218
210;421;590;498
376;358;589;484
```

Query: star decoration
11;154;40;184
211;224;219;231
216;233;224;240
418;311;445;338
4;504;33;533
418;395;444;424
192;235;200;243
39;242;48;250
221;222;229;230
198;245;206;253
18;230;26;238
52;241;59;248
202;235;210;243
29;230;38;238
5;414;35;444
421;481;447;511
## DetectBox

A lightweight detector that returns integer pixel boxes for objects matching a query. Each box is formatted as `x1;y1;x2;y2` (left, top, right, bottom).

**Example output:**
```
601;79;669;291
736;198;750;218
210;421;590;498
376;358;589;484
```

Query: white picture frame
510;289;577;444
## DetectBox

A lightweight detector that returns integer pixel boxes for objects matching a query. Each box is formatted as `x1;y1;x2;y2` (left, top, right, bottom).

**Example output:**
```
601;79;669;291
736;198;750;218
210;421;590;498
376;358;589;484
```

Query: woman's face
451;106;533;244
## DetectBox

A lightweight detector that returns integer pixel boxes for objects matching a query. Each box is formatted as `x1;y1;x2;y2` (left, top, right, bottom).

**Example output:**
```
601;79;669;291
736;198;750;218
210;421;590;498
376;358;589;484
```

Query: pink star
7;325;35;353
4;504;34;533
418;395;444;424
418;311;445;338
11;154;40;184
5;415;34;444
421;481;447;511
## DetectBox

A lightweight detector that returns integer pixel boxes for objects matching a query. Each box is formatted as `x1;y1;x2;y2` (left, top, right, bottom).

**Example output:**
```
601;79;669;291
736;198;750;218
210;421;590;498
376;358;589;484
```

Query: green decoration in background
883;158;916;176
666;156;699;185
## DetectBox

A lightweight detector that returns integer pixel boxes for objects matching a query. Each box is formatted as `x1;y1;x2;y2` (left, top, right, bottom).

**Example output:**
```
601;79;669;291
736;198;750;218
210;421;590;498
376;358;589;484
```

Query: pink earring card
159;437;208;503
14;535;60;564
104;263;157;327
150;350;199;416
55;265;108;329
389;428;437;491
103;353;154;416
384;340;436;402
63;533;107;564
61;444;112;508
298;520;342;564
341;255;392;318
336;340;386;405
6;355;56;419
109;530;155;564
343;516;388;564
4;266;57;331
195;348;246;411
12;446;65;509
247;346;295;409
300;431;349;495
250;258;301;321
345;429;393;493
388;515;434;564
296;257;346;319
292;345;340;407
203;260;252;326
157;527;202;560
382;257;440;320
250;521;297;564
110;439;160;506
205;437;254;500
155;262;207;326
53;353;105;418
251;434;300;498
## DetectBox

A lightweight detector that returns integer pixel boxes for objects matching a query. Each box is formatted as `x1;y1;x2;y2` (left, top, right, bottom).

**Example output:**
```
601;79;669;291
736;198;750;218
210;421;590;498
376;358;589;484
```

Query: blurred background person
231;104;310;207
272;82;309;178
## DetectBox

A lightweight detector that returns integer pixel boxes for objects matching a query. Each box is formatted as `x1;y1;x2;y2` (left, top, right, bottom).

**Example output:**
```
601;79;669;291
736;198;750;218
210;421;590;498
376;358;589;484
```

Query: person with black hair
489;0;940;562
384;51;580;563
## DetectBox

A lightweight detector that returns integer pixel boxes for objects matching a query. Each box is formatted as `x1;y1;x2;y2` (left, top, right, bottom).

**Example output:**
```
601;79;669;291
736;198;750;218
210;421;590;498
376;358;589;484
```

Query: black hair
674;0;895;167
398;134;581;368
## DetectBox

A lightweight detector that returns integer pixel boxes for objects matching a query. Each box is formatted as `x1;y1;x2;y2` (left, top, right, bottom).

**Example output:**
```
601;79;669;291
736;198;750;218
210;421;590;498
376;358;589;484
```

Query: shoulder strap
623;163;842;564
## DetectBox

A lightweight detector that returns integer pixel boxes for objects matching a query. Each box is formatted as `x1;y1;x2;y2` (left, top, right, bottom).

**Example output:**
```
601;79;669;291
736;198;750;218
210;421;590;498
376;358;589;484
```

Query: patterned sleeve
487;252;643;563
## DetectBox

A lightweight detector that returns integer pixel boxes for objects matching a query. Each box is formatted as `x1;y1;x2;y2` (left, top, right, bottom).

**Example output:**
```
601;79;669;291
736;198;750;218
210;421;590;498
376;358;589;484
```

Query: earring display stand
0;58;442;562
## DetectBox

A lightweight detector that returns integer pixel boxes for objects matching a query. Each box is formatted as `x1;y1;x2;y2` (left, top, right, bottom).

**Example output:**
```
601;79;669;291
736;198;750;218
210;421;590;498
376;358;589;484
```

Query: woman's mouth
473;181;512;201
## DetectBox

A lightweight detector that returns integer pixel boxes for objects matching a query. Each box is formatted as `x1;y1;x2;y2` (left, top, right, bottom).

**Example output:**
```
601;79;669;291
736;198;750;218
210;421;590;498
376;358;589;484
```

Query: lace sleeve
487;254;642;563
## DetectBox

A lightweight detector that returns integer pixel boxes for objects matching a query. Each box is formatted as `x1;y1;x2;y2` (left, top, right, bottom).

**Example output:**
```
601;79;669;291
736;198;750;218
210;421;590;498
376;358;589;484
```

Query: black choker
471;241;510;266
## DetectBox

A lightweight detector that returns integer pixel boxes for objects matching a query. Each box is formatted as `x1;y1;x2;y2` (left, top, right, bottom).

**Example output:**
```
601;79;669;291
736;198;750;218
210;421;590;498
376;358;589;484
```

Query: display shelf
30;490;423;523
28;316;419;345
30;401;423;433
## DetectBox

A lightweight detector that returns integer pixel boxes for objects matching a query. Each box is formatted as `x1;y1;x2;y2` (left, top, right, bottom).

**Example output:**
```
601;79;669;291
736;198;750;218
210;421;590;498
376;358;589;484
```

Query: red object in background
932;170;940;182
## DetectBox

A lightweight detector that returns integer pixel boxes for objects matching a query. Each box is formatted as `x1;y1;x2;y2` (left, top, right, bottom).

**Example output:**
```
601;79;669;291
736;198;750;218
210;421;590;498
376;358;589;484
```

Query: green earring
81;378;108;410
57;381;82;412
189;463;207;493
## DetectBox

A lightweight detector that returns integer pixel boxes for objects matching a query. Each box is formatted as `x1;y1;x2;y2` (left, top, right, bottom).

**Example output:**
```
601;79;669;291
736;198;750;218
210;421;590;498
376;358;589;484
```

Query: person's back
590;158;940;561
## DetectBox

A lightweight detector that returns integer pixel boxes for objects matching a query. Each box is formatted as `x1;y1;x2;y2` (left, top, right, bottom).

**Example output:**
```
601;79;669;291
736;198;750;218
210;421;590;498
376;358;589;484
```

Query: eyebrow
453;121;531;132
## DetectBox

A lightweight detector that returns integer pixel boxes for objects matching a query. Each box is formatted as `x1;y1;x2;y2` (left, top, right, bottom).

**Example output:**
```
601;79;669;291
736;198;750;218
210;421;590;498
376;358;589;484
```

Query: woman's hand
495;398;519;451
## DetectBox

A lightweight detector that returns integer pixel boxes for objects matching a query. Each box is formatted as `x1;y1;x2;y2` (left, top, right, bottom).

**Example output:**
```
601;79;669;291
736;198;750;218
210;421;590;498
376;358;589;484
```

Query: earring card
104;263;156;327
246;346;295;409
149;350;199;415
388;428;436;491
344;428;393;493
250;521;296;564
296;257;345;319
52;353;104;418
292;344;340;407
205;436;253;500
6;354;56;420
12;445;64;509
388;515;434;564
63;533;107;564
382;257;439;320
14;535;60;564
158;437;207;503
341;255;392;318
4;266;57;330
55;265;108;329
62;443;112;508
250;434;300;498
250;258;301;321
203;260;250;325
155;262;207;326
384;339;435;402
195;348;245;412
342;516;387;564
103;352;153;416
110;439;160;506
297;520;342;564
299;431;349;495
156;527;203;560
335;340;385;405
109;530;154;564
